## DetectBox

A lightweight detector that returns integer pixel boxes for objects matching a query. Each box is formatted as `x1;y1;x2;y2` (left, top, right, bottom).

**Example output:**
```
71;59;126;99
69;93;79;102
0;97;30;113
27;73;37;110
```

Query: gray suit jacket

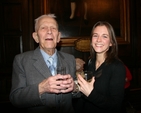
9;47;76;113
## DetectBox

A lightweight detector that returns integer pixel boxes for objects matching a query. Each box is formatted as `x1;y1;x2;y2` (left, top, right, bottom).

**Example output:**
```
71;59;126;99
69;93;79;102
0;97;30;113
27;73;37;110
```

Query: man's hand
38;74;74;94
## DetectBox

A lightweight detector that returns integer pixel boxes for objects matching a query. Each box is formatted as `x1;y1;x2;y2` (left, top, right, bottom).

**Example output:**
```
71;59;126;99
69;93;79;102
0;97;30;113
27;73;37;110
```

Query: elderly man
10;14;79;113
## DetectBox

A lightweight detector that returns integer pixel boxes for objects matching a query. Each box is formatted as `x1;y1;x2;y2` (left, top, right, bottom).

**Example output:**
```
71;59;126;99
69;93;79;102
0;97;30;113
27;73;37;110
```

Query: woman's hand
77;74;95;97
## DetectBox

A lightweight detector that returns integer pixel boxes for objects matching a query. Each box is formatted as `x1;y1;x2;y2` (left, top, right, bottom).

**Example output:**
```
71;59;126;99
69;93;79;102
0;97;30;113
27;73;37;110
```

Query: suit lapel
32;48;69;78
32;47;51;78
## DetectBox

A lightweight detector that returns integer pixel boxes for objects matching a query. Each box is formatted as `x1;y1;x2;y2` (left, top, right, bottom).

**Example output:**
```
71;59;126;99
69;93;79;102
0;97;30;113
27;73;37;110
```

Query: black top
73;58;126;113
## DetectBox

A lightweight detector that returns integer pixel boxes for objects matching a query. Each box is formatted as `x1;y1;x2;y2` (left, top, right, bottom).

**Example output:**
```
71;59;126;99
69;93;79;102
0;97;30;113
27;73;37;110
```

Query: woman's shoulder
113;58;124;65
109;58;125;70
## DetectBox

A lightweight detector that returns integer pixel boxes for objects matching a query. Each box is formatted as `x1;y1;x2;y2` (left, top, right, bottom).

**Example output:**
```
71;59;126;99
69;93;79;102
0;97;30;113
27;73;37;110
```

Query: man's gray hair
34;14;58;31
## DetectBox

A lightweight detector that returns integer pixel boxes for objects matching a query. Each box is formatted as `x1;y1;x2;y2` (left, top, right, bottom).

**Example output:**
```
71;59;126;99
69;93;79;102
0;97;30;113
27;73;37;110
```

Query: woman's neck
95;54;105;70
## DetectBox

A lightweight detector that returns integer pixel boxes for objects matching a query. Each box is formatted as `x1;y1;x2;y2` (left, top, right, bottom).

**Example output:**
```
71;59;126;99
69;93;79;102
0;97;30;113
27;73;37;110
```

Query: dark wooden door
0;0;44;103
0;0;33;102
0;0;31;71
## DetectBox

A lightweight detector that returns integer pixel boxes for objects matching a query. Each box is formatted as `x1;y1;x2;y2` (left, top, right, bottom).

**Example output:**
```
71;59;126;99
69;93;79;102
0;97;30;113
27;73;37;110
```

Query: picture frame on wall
43;0;130;46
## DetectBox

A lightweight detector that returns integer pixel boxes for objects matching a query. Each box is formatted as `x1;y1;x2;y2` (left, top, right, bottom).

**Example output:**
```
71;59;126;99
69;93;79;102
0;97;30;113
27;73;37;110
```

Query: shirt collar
40;49;57;67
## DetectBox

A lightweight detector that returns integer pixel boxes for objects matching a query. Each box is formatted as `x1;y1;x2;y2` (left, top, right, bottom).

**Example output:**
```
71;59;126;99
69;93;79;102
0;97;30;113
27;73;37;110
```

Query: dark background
0;0;141;112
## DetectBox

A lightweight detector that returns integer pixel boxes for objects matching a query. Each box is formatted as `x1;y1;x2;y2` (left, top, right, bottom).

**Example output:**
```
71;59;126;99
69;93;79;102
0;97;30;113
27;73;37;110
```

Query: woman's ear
32;32;39;43
57;32;61;43
110;42;112;46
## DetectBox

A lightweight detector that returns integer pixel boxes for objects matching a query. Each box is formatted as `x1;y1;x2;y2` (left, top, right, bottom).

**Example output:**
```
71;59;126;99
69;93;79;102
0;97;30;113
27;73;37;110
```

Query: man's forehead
39;17;57;24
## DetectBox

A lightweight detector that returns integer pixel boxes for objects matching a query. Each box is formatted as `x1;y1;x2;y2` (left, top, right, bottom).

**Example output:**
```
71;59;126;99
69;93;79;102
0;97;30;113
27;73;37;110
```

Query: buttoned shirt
40;49;57;74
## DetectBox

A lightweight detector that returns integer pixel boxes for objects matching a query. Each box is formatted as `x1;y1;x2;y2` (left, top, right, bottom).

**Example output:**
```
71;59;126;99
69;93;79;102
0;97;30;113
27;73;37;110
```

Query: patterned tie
48;57;55;76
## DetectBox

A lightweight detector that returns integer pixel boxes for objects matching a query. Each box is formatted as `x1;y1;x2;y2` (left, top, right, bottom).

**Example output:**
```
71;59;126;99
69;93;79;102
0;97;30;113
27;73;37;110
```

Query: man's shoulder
16;47;40;57
14;50;36;62
16;50;34;57
58;51;74;58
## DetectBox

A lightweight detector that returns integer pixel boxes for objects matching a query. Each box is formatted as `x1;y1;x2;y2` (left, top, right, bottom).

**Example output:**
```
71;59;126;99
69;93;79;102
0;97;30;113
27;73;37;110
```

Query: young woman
73;21;126;113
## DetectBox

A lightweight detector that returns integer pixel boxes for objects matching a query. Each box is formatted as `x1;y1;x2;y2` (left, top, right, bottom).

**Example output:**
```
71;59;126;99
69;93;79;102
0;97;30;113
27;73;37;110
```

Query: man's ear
57;32;61;43
32;32;39;43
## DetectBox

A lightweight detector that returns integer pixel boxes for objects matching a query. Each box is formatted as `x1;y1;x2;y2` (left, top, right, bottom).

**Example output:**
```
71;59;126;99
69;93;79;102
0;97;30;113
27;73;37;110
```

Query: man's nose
47;28;52;34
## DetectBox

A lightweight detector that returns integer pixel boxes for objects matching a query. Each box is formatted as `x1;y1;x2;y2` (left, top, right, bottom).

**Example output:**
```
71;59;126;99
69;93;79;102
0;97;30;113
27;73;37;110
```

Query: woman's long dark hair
89;21;118;64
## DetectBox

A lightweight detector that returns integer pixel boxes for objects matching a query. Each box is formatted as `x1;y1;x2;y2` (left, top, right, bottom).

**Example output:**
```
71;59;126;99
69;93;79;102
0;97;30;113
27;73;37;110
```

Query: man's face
33;16;60;52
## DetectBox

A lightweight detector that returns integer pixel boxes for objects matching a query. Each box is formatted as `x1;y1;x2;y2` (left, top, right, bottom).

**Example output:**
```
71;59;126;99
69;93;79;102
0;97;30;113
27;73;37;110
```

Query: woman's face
91;25;112;55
